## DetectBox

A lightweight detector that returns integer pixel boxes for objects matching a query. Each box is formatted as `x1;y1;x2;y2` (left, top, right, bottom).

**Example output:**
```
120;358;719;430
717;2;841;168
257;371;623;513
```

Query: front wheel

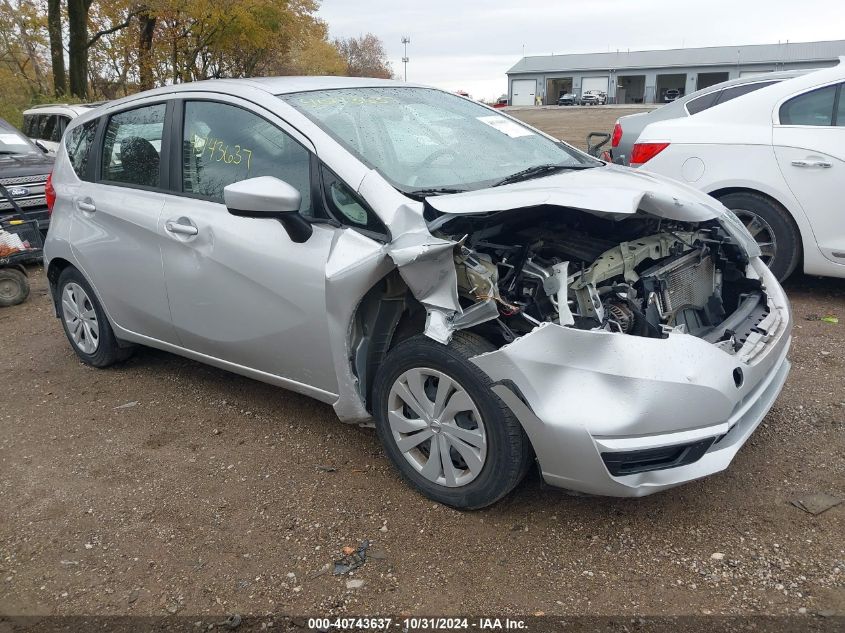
718;192;801;281
373;333;533;509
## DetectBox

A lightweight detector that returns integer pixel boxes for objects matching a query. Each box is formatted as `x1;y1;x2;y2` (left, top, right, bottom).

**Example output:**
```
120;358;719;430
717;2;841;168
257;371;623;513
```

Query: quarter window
779;85;837;126
182;101;312;212
714;81;777;106
686;91;720;115
321;166;387;236
101;103;166;187
65;120;98;180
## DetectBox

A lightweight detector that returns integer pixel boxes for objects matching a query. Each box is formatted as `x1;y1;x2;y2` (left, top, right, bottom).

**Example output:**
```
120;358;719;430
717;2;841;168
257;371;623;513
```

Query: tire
57;267;134;367
0;268;29;307
373;332;533;509
718;192;801;281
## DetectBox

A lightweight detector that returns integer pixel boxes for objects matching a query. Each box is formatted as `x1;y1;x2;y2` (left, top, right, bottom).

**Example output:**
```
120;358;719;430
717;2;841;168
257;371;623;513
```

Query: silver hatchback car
45;77;792;508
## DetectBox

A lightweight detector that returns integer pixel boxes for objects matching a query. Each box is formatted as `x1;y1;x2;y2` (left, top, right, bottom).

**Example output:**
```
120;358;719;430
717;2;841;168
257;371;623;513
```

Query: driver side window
182;100;312;213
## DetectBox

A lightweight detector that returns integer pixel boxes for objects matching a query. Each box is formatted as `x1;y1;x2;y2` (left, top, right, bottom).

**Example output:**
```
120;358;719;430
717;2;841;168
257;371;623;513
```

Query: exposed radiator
651;250;716;315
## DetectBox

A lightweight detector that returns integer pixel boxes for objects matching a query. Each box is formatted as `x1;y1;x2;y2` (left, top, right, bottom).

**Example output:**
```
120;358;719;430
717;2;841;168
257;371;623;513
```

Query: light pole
401;36;410;81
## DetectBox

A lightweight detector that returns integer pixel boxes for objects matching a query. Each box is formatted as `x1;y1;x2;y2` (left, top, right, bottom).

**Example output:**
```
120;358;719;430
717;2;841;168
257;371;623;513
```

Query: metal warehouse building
507;39;845;106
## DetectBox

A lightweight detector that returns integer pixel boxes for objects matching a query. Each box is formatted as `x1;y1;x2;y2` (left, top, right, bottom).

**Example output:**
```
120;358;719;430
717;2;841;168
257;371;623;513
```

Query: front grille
0;174;47;187
654;251;716;314
0;176;47;212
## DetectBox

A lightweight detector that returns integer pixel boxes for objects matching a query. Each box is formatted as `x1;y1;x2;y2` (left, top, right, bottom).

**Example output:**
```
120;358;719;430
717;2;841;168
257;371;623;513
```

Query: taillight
611;121;623;148
45;171;56;214
630;142;669;167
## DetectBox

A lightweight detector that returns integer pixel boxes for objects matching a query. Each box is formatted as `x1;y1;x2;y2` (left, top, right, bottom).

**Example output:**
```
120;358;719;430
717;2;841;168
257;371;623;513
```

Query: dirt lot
509;105;655;149
1;107;844;622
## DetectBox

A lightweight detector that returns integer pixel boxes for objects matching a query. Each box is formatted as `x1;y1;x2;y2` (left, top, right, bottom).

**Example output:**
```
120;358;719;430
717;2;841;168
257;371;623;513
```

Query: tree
137;8;155;90
68;0;138;98
334;33;392;79
47;0;65;95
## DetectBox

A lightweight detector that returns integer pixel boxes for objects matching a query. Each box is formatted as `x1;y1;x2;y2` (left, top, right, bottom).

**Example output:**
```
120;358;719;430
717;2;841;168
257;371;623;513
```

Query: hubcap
0;278;18;299
61;282;100;355
387;367;487;488
733;209;776;265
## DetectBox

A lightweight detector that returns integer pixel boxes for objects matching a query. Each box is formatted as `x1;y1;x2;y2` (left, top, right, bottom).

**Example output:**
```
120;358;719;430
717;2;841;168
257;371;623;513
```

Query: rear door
67;100;177;343
157;96;338;393
773;82;845;264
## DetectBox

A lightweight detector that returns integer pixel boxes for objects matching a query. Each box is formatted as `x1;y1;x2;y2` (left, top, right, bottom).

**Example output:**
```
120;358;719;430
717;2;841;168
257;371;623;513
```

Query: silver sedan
44;77;792;508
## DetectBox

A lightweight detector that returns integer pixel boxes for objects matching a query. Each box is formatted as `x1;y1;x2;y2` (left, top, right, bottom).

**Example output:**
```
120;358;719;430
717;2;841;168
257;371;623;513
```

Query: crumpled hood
425;163;727;223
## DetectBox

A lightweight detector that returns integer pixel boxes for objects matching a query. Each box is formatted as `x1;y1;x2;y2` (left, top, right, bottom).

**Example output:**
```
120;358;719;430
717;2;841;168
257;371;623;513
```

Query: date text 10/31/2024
307;617;529;630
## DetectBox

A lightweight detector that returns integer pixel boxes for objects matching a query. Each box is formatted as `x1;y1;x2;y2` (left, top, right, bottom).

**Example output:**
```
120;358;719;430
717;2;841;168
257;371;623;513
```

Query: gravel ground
1;107;843;621
509;105;655;149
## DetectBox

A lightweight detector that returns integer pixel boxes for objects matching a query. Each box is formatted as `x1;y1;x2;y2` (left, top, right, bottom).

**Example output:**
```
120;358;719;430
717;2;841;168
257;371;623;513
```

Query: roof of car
170;76;411;95
23;103;104;115
637;59;845;139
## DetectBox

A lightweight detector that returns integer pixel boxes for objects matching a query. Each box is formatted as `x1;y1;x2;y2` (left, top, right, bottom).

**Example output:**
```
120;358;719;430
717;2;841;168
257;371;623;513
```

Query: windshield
280;87;598;194
0;129;39;155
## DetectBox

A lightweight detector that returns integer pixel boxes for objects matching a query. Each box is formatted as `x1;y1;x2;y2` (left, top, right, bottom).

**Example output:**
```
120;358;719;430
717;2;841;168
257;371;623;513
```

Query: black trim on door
93;99;175;194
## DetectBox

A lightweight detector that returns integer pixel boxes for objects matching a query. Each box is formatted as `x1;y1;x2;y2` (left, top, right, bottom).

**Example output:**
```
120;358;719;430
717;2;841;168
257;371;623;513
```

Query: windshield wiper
492;163;593;187
406;187;468;198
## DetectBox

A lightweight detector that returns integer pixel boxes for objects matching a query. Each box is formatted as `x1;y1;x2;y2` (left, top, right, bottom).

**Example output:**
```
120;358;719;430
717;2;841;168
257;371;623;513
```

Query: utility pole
401;36;411;81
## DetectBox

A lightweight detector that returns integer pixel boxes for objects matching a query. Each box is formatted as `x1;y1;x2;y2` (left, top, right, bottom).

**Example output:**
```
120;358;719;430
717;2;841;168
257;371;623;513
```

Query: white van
22;103;104;155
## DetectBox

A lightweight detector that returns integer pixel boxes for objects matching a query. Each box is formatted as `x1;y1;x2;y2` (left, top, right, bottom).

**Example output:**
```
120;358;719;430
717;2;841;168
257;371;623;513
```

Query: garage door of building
581;76;609;96
511;79;537;106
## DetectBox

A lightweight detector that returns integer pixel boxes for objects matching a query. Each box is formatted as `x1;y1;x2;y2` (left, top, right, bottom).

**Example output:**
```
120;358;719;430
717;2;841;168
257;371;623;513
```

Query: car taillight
45;171;56;214
611;122;622;148
630;142;669;167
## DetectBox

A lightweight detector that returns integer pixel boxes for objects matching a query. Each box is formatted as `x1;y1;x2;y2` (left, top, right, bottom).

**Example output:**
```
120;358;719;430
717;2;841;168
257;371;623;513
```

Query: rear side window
715;81;777;106
181;100;312;212
686;91;720;115
65;120;98;179
23;115;35;136
41;115;57;142
780;85;837;126
101;104;165;187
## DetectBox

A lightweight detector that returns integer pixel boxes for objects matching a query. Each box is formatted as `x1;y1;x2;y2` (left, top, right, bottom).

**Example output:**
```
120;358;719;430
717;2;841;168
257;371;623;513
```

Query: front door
773;82;845;265
158;98;338;394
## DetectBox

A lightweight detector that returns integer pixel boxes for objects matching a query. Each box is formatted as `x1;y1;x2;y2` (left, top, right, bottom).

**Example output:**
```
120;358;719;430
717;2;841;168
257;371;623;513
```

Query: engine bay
437;206;770;351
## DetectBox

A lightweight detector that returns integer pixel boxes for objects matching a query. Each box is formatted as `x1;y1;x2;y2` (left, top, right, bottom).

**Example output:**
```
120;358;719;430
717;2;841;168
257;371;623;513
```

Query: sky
318;0;845;101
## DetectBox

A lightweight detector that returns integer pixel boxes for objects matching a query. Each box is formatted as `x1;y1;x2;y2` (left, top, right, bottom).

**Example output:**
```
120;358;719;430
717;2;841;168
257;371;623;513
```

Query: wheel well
709;187;801;233
349;271;426;412
46;258;74;314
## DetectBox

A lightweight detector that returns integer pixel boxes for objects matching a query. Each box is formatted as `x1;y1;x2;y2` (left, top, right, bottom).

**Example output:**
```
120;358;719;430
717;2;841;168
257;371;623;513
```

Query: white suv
22;103;103;155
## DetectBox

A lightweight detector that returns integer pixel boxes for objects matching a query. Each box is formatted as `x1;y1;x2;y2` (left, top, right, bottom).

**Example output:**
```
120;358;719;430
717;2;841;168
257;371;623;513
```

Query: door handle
165;219;198;236
791;159;832;168
75;199;96;213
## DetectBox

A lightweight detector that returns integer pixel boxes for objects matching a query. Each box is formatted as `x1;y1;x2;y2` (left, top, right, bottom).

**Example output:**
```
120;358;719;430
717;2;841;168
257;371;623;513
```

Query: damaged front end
380;180;792;496
425;203;774;357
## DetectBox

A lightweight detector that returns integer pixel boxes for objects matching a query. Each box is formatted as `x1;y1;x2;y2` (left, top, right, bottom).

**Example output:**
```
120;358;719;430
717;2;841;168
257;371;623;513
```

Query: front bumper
471;258;792;497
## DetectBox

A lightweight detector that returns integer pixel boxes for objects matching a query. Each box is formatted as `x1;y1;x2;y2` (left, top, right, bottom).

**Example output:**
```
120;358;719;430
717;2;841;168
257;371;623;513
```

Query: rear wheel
718;192;801;281
0;268;29;307
57;267;134;367
373;332;533;509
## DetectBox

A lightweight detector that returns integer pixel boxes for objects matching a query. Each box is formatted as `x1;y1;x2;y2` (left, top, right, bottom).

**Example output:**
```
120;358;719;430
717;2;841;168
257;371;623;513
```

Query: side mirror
223;176;312;243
